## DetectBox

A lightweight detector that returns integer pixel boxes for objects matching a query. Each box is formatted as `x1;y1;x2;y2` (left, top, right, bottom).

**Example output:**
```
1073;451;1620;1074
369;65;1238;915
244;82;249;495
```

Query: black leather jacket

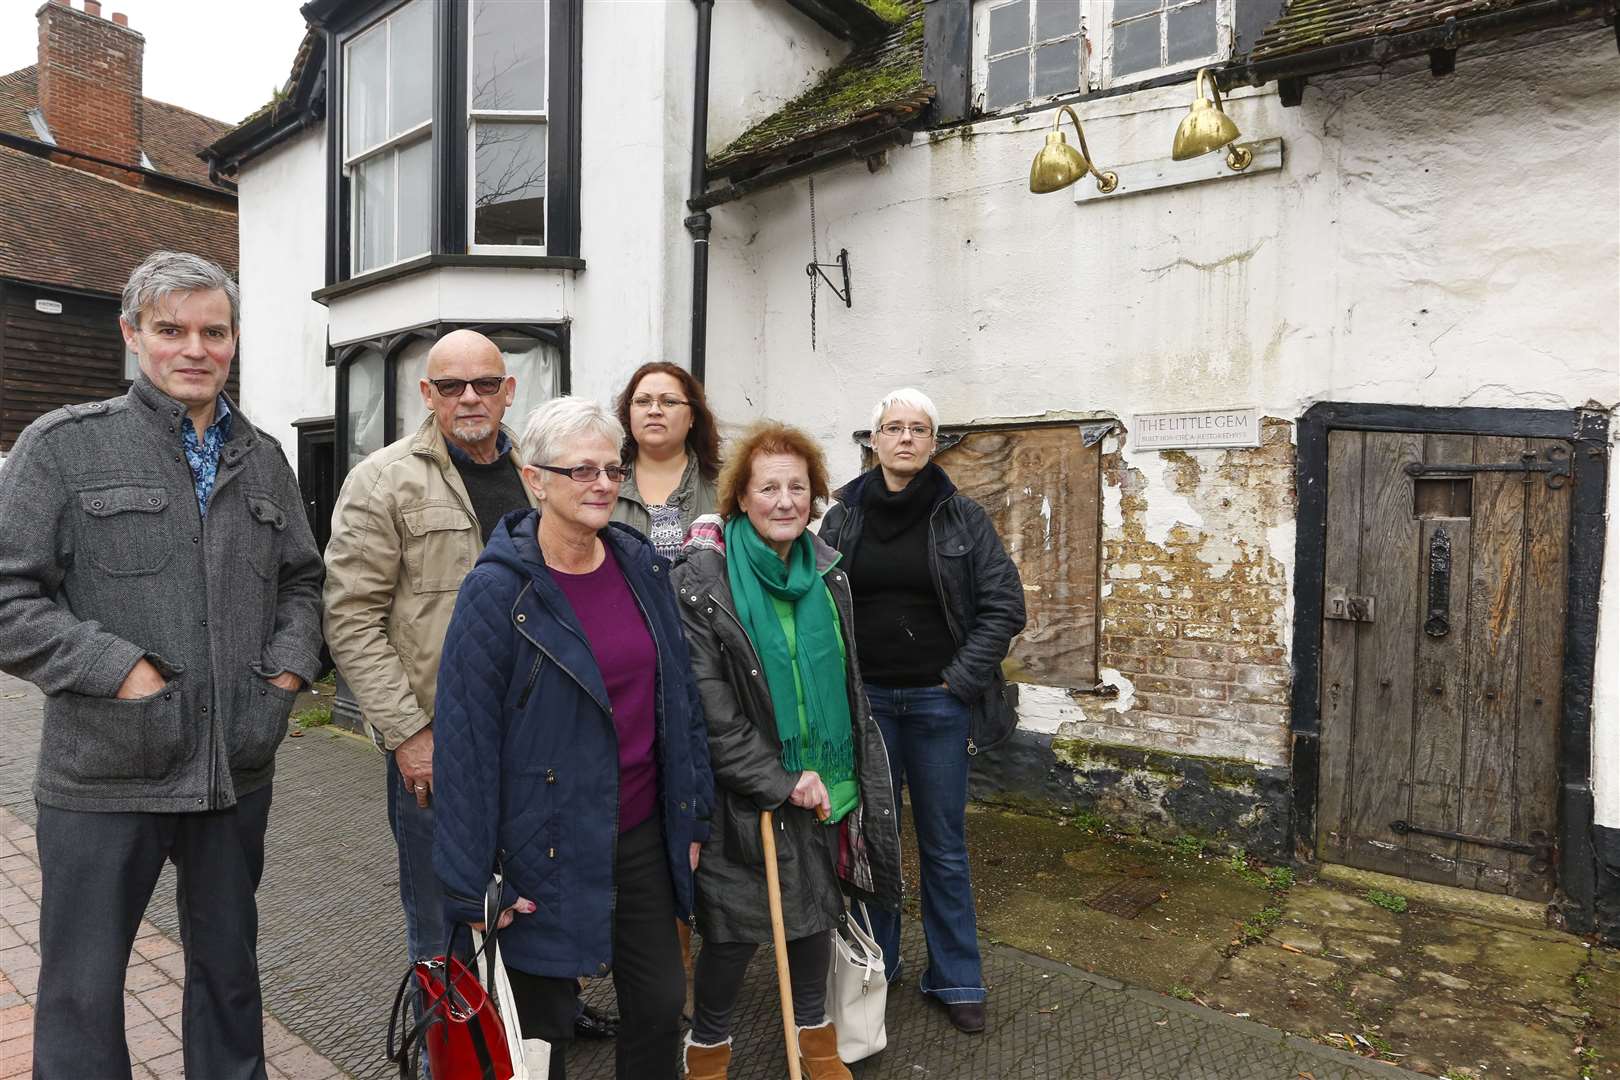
820;465;1027;754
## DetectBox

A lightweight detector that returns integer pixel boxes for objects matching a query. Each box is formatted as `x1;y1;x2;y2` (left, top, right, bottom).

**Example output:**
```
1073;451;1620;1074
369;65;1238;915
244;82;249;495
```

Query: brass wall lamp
1029;105;1118;195
1172;68;1252;171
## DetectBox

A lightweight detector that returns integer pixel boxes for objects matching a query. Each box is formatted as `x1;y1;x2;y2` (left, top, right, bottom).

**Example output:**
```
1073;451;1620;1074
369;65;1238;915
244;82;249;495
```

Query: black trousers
505;817;684;1080
690;931;832;1044
33;786;274;1080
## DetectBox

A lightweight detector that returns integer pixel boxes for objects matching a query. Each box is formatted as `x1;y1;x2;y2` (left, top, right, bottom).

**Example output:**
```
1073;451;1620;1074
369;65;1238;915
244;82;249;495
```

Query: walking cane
760;809;803;1080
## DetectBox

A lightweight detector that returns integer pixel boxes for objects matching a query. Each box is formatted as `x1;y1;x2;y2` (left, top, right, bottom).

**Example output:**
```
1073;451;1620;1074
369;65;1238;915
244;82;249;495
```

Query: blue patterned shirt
182;397;233;517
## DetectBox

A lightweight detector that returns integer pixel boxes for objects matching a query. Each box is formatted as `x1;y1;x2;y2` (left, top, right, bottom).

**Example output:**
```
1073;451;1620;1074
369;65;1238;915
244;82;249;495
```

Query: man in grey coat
0;251;323;1079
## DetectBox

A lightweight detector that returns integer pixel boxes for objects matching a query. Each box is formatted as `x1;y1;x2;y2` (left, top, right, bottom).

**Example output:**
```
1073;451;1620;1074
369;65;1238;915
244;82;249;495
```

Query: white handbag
825;902;887;1061
474;878;551;1080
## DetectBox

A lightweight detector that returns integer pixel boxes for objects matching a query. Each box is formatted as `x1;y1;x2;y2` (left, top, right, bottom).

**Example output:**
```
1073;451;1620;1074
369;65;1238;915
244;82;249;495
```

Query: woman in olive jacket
671;421;901;1080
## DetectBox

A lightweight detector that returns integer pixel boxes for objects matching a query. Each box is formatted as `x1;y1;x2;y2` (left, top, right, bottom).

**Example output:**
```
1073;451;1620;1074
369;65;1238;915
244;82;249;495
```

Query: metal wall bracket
1404;445;1572;488
806;248;851;307
1325;587;1375;622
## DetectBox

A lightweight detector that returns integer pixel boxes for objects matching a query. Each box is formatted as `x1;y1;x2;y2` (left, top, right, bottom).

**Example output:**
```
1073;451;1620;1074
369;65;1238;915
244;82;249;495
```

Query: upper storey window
344;0;433;274
976;0;1230;113
469;0;549;251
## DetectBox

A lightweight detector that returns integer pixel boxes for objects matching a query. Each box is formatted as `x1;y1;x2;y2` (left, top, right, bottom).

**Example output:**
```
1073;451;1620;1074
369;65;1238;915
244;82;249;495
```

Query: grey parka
671;527;902;944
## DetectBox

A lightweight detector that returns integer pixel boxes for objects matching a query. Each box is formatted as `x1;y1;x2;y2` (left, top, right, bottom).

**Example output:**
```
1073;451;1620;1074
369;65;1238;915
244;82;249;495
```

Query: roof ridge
0;142;235;216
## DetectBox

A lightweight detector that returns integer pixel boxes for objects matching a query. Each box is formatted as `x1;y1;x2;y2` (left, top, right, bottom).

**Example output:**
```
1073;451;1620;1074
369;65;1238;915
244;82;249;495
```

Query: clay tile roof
1250;0;1607;62
0;142;237;296
707;0;929;182
0;63;233;190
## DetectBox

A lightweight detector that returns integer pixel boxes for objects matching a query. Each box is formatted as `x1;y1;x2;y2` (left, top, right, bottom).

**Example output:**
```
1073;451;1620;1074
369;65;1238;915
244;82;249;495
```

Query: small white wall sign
34;299;63;315
1132;407;1261;451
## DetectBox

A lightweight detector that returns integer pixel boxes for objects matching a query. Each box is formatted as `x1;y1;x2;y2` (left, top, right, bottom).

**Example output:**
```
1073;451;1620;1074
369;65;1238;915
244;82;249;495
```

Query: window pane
495;333;562;434
472;0;548;112
1166;0;1218;62
1112;0;1162;21
345;349;386;472
985;54;1028;109
474;122;547;246
1033;41;1080;96
1035;0;1079;41
353;152;395;272
390;0;433;134
397;137;432;261
1112;15;1160;76
391;338;432;439
345;22;387;155
988;0;1029;54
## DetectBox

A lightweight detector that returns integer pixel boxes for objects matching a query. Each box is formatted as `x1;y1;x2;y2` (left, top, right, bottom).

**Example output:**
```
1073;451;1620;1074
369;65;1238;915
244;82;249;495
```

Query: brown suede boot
797;1022;853;1080
683;1034;731;1080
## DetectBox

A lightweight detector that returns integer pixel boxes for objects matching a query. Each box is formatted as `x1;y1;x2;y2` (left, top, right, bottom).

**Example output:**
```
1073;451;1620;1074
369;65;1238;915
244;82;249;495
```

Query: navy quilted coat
433;509;713;979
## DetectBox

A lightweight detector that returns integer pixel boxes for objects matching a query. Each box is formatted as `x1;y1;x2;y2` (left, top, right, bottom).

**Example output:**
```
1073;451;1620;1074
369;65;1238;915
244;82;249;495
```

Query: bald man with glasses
323;329;537;1018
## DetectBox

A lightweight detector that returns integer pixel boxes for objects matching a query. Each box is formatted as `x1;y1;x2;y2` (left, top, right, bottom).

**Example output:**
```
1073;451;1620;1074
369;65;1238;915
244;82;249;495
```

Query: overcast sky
0;0;310;126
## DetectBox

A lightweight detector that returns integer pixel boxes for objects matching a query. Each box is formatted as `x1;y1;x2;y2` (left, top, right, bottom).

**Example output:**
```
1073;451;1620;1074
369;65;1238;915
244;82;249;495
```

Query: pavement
0;671;1425;1079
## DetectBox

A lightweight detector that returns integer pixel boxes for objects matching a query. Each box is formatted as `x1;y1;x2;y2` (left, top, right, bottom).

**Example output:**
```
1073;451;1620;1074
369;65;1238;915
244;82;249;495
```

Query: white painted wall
707;0;847;151
705;29;1620;802
236;125;331;461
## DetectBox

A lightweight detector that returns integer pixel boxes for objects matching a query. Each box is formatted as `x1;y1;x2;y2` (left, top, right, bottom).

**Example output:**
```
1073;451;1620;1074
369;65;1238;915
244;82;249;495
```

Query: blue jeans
864;684;986;1006
388;750;448;1079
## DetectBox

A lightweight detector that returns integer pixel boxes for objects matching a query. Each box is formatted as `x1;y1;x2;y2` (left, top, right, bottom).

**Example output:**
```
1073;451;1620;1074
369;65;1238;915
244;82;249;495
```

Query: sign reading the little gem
1132;407;1260;451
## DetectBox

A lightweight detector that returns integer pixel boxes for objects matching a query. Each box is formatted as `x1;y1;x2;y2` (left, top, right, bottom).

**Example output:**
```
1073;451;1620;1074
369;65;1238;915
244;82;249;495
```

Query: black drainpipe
685;0;714;383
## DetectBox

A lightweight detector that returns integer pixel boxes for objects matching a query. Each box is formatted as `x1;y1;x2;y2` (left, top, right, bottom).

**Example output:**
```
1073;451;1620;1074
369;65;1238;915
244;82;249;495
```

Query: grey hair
519;396;626;468
121;251;241;331
869;386;941;434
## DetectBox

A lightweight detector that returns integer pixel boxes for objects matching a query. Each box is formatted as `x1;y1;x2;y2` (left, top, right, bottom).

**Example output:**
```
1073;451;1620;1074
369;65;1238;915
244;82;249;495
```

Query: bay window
344;0;433;274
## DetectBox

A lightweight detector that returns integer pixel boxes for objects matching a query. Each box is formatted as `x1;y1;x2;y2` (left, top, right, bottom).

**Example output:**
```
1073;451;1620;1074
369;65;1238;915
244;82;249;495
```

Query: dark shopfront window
325;0;582;284
336;322;569;476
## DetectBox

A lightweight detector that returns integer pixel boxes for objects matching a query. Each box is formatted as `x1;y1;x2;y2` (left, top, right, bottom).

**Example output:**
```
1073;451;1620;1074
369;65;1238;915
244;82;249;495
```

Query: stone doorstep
1317;862;1550;929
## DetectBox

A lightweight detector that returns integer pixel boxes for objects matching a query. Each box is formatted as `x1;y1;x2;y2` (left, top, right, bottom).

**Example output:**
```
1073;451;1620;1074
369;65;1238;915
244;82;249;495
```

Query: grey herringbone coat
0;375;323;813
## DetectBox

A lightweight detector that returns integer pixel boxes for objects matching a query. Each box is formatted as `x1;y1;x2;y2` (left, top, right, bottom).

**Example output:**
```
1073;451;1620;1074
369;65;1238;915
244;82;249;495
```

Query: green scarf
724;516;855;818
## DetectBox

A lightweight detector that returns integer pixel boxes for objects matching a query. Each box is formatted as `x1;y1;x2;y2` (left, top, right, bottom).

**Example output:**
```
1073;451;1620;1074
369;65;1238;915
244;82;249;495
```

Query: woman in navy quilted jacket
433;396;713;1080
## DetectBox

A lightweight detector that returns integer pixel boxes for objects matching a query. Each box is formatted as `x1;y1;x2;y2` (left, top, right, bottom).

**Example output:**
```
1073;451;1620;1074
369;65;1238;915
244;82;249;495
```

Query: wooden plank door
1315;430;1570;900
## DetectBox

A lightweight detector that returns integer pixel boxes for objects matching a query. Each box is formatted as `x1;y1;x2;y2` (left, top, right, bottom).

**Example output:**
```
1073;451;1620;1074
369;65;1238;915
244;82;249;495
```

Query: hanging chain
809;176;818;351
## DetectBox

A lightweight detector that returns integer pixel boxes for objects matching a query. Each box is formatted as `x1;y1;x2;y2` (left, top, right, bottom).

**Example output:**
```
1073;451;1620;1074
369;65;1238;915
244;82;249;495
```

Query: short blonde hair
519;396;625;468
869;386;940;435
716;421;832;521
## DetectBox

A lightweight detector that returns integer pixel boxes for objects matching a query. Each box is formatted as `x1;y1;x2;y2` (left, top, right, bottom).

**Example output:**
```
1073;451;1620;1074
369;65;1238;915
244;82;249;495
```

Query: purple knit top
550;555;659;833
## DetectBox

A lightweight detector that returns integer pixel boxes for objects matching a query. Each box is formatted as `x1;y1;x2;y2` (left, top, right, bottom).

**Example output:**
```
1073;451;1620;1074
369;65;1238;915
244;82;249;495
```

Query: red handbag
388;878;516;1080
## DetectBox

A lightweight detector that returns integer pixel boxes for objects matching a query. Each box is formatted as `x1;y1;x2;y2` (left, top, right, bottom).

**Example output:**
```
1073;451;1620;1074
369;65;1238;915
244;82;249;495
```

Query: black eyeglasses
429;377;506;398
630;394;690;410
535;464;630;483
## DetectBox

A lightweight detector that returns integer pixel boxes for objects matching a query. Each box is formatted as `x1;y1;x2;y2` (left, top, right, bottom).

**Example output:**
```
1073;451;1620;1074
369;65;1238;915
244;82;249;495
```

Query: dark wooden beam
783;0;892;42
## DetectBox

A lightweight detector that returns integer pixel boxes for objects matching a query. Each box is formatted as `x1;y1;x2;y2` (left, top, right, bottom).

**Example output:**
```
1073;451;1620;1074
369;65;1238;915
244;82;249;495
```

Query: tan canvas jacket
323;416;536;750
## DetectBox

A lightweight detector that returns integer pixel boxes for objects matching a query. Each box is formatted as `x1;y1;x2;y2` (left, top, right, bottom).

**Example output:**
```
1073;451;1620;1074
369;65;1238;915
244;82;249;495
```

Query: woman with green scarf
671;421;902;1080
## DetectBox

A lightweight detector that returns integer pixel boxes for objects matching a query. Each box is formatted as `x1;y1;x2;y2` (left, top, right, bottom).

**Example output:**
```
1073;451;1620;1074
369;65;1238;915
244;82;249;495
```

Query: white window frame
971;0;1232;115
467;0;550;256
342;0;434;276
1101;0;1232;88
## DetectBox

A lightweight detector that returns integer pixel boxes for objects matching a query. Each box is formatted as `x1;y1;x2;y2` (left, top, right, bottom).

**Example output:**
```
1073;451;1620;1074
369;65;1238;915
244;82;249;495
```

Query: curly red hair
716;421;832;521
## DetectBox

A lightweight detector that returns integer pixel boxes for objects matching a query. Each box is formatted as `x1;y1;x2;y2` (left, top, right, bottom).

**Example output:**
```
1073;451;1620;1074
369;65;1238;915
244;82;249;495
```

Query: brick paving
0;672;1425;1079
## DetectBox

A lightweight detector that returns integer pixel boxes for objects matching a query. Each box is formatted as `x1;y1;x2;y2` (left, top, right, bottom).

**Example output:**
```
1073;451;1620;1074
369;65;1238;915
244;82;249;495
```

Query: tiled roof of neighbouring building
0;142;238;296
0;64;234;191
707;0;928;182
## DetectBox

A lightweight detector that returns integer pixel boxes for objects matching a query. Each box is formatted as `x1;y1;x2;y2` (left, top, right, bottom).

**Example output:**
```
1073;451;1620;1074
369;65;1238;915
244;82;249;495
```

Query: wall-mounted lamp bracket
1073;137;1283;204
806;248;852;307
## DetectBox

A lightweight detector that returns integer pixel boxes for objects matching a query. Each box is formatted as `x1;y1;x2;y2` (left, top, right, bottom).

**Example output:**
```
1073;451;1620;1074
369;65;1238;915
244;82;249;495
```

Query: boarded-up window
934;424;1101;685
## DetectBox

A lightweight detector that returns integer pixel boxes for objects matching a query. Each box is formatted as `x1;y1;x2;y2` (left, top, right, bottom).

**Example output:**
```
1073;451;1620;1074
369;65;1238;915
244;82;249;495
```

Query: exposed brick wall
1087;418;1298;766
37;1;144;167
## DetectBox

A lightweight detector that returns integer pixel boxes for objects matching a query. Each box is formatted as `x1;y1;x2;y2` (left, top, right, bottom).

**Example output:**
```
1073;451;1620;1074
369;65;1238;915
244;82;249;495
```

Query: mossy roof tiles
1250;0;1578;60
707;1;929;181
